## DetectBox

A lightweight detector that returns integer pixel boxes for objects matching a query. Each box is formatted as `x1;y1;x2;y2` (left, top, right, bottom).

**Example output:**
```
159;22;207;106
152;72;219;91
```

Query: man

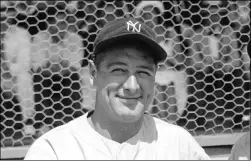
24;17;210;160
228;131;250;160
228;41;250;160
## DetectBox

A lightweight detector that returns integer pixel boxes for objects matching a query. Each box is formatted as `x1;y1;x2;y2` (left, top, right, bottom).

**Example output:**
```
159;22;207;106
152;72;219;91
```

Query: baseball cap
93;17;167;64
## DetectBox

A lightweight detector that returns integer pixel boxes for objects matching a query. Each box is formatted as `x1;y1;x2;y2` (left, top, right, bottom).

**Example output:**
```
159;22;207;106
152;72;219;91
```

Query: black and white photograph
0;0;250;160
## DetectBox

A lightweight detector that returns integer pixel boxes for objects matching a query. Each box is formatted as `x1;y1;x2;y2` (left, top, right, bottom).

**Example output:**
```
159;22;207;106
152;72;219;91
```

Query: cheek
99;82;122;99
141;79;155;97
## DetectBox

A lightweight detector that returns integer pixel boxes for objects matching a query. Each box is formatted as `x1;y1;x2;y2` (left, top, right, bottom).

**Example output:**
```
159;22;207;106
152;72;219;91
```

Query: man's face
93;46;156;123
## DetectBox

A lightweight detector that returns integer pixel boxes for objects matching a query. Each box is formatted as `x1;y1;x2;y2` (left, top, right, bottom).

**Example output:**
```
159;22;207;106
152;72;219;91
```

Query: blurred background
0;0;250;159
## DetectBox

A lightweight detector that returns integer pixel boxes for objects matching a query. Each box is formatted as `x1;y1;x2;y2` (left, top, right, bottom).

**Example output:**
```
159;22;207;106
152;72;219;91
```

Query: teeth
118;96;139;99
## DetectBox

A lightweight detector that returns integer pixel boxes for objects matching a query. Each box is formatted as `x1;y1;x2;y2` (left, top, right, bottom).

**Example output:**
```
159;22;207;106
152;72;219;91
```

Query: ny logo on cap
127;20;141;33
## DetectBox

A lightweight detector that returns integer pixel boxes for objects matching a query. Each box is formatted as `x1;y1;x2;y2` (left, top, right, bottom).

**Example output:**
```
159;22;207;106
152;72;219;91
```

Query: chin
109;97;147;122
116;104;146;123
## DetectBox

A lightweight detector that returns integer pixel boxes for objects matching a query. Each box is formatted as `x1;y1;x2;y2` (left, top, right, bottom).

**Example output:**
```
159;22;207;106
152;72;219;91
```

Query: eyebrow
106;61;127;69
106;61;155;72
137;65;155;72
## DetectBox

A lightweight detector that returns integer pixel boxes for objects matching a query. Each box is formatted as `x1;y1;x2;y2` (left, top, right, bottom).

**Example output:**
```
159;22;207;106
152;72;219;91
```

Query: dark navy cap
93;17;167;63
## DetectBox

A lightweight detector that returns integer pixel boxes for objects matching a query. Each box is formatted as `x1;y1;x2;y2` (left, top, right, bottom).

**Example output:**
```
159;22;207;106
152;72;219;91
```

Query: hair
93;39;158;70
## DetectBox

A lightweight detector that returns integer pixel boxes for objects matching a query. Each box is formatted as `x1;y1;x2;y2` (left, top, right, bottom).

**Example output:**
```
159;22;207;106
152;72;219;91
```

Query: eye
137;71;151;77
111;68;126;74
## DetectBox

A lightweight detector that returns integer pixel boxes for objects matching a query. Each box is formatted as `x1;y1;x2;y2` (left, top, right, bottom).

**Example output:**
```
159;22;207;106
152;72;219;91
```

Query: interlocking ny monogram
127;20;141;33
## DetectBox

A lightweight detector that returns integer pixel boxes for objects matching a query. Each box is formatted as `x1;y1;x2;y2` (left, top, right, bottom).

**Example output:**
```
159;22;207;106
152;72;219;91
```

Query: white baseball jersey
24;112;210;160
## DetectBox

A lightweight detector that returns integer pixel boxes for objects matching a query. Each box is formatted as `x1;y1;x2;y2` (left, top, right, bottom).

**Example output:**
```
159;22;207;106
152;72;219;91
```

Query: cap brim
94;33;167;64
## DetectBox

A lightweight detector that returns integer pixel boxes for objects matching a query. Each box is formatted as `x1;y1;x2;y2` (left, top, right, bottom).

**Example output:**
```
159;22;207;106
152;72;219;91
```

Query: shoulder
40;114;86;140
24;123;72;160
25;114;88;159
149;115;192;137
229;131;250;160
231;131;250;151
143;114;197;143
143;114;210;160
235;131;250;146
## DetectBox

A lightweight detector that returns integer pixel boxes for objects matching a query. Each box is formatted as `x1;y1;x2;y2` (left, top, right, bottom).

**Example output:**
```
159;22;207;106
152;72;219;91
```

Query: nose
123;75;140;94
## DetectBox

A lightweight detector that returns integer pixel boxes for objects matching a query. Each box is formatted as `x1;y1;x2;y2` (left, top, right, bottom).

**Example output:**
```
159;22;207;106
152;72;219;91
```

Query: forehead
100;46;155;66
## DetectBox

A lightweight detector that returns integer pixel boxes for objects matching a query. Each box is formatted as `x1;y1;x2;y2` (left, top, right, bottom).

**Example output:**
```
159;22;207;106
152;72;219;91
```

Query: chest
54;139;185;160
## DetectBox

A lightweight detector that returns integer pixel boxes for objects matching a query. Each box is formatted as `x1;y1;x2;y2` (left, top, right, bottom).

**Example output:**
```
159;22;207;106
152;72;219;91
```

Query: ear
89;60;97;86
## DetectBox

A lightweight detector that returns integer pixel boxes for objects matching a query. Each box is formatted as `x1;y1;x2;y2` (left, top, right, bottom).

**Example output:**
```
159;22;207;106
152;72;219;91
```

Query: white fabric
24;112;210;160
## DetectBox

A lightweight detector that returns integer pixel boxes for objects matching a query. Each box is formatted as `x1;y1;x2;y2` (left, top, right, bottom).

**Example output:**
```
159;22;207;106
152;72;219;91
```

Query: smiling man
24;17;210;160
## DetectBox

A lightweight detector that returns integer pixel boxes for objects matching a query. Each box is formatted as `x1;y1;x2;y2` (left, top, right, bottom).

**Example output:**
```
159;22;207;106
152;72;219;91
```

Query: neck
88;109;144;144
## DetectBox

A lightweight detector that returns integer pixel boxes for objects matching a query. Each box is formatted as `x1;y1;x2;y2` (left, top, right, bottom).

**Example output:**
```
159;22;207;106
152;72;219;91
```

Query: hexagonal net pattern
0;0;250;151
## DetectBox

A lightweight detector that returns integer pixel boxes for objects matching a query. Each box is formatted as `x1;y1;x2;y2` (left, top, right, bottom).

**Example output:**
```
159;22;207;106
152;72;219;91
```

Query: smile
116;95;141;100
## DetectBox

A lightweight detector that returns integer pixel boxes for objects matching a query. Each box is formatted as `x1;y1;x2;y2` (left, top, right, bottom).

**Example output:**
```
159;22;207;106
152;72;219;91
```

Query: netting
1;0;250;150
